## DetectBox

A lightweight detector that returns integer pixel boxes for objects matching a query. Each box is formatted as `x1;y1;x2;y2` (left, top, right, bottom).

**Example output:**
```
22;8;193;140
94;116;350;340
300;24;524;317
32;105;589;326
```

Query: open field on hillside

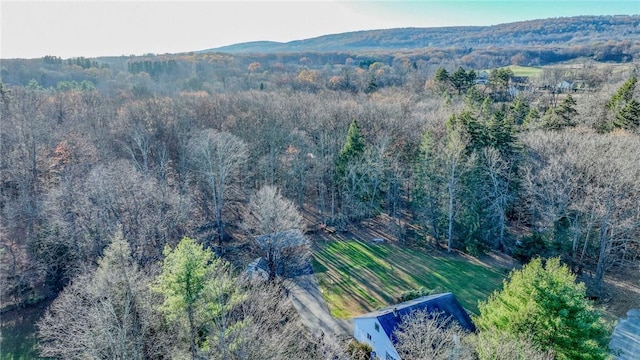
312;240;507;319
505;65;543;77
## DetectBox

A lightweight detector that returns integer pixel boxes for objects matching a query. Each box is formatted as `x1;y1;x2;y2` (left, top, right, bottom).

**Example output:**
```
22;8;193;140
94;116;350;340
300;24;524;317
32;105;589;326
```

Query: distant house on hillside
556;80;575;92
511;75;529;84
475;70;489;85
352;292;475;360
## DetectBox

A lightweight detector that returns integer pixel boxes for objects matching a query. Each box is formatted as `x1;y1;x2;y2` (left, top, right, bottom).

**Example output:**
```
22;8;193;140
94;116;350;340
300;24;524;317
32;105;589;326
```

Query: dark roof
354;292;476;342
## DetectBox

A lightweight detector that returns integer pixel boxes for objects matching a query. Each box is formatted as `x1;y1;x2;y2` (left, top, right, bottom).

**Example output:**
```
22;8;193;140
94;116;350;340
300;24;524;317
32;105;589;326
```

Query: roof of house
353;292;476;342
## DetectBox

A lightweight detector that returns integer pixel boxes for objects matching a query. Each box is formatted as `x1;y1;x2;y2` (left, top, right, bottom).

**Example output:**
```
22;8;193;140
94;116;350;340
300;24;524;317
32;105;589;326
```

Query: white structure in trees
352;293;475;360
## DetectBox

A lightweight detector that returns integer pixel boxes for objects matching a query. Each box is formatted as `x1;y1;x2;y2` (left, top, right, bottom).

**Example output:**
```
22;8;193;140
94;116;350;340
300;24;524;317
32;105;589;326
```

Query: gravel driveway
286;274;353;337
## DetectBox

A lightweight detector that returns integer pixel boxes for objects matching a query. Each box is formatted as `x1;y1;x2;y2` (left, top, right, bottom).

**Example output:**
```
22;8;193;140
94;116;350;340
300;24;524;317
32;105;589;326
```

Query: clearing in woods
312;239;507;318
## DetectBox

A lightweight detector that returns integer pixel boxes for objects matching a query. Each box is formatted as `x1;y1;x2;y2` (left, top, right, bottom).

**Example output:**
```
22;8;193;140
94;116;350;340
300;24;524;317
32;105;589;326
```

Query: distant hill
205;15;640;54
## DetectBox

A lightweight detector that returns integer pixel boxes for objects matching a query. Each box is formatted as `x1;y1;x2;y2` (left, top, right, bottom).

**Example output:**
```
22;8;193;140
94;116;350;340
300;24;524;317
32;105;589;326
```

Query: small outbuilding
352;292;475;360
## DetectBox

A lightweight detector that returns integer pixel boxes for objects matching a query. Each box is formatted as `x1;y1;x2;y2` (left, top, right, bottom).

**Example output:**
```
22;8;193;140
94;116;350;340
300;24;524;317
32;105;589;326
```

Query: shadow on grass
313;240;506;318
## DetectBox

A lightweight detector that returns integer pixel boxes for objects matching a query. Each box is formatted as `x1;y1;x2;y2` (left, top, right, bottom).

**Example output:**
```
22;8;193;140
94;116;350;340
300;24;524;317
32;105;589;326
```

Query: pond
1;300;51;360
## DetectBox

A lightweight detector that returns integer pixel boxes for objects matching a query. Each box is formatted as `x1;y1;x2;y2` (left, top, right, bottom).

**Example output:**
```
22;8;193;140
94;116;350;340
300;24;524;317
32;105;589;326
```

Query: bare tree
393;310;473;360
361;135;389;218
37;232;172;359
243;186;309;280
471;331;555;360
443;128;469;252
43;159;190;266
413;130;445;244
188;129;248;249
522;130;640;288
581;134;640;290
522;131;586;266
479;147;513;250
212;280;350;360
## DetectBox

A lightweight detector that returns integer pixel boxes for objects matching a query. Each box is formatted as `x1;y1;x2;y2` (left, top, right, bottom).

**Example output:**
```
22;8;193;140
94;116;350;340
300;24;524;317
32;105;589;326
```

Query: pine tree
335;119;366;180
602;76;639;132
476;258;611;360
542;94;577;130
521;107;541;130
509;95;531;126
153;237;243;359
607;76;637;111
613;98;640;130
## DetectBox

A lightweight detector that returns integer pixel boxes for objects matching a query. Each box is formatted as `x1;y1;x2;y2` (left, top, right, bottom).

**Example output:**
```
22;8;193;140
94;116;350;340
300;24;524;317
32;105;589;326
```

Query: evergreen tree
447;98;521;253
489;68;514;101
613;98;640;130
509;95;531;126
335;119;366;180
522;107;541;130
434;67;476;96
365;74;378;93
153;237;243;359
601;76;639;132
451;67;476;95
542;94;578;130
476;258;611;360
434;67;450;83
606;76;637;111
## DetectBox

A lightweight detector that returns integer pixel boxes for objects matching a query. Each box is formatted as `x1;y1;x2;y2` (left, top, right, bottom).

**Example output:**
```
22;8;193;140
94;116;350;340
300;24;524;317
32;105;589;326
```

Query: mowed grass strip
312;240;506;319
505;65;543;77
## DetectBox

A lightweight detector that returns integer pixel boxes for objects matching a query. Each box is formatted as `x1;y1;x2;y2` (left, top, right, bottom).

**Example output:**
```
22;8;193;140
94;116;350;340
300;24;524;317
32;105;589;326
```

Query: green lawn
312;240;506;318
505;65;543;77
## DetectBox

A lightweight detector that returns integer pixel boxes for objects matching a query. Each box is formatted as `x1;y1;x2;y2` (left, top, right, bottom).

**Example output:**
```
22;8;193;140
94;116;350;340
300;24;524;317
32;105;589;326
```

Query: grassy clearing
505;65;543;77
312;240;506;319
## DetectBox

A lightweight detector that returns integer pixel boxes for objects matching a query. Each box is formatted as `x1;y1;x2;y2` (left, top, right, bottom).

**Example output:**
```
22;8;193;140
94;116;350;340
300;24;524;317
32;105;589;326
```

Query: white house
352;292;475;360
556;80;574;92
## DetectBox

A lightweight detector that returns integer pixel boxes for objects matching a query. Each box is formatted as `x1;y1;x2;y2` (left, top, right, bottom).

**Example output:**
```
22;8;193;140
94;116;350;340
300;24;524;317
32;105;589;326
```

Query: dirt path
286;274;352;337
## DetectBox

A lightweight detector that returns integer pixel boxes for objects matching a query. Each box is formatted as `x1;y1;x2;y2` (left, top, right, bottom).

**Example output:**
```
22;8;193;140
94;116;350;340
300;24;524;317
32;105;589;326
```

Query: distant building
352;292;475;360
556;80;574;92
511;76;529;84
474;70;490;85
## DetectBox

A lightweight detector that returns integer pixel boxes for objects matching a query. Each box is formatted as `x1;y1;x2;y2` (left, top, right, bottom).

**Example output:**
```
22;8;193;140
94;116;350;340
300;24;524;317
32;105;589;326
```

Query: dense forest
1;15;640;360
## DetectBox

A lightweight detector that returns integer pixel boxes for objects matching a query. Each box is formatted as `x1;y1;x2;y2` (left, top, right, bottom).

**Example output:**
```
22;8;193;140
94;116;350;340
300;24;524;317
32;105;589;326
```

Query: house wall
353;317;401;360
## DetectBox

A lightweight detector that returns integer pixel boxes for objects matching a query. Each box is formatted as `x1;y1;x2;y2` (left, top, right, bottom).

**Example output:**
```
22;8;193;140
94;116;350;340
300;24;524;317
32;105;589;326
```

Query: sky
1;0;639;59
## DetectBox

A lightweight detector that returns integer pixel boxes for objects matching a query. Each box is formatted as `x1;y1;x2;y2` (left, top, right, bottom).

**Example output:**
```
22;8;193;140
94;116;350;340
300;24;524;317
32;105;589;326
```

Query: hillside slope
206;15;640;54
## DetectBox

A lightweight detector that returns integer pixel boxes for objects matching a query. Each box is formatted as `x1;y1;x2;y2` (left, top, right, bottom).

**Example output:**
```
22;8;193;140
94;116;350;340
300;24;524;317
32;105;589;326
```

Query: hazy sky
2;1;639;59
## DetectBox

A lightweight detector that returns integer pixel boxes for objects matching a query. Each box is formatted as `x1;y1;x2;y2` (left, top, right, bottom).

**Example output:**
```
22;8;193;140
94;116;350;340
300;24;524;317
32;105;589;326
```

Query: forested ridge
210;15;640;60
1;29;640;358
